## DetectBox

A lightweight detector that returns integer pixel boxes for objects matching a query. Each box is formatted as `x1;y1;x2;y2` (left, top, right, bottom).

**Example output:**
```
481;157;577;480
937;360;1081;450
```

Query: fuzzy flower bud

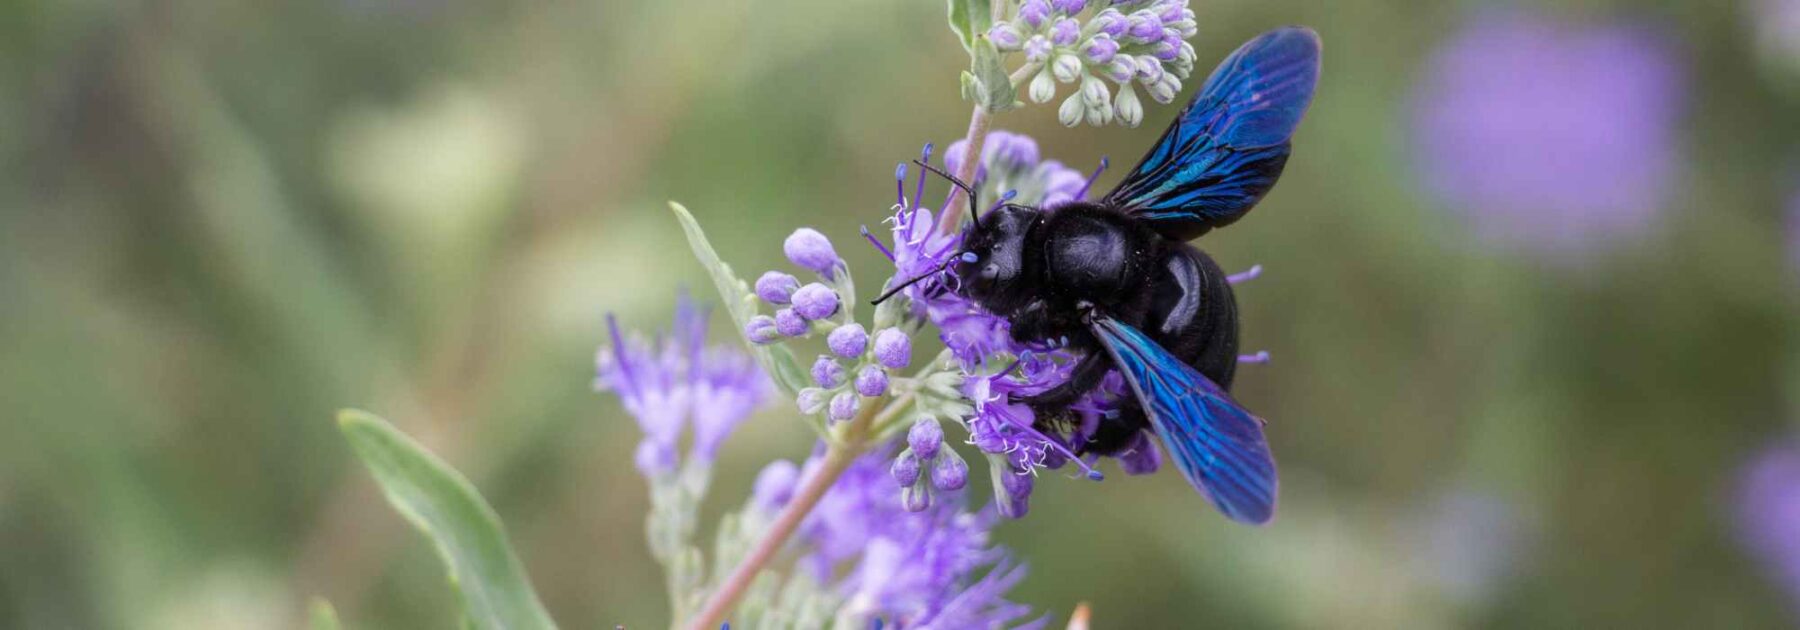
931;450;970;491
1135;55;1164;83
1148;75;1180;104
1106;56;1137;82
1115;83;1144;127
828;391;859;423
752;460;799;511
854;365;889;397
1028;68;1057;104
755;271;799;305
827;323;868;358
783;228;840;275
1127;10;1164;42
872;328;911;368
1050;17;1080;46
997;468;1035;519
744;315;780;344
635;441;677;478
1052;53;1084;83
1057;93;1086;127
902;484;931;512
1083;34;1119;64
892;449;923;486
1019;0;1051;28
812;355;846;388
791;283;840;320
988;22;1024;50
774;308;808;337
1052;0;1086;14
1024;34;1052;62
1092;8;1127;38
985;131;1042;172
908;417;945;460
1080;74;1111;108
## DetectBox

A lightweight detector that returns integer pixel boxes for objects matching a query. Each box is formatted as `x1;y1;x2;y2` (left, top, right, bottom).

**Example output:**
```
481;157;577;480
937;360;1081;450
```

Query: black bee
887;27;1320;524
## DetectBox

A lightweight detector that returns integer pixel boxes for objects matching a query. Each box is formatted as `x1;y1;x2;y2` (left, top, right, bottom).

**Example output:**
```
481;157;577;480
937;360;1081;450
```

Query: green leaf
309;598;343;630
337;410;558;630
945;0;993;52
668;202;810;396
970;38;1018;113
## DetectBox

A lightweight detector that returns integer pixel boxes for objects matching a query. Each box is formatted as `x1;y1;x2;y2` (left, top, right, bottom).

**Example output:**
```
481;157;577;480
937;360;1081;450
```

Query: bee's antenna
869;254;967;306
912;159;982;230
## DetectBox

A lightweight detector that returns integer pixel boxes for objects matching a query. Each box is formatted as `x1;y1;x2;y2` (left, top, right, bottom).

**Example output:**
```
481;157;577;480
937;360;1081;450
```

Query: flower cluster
1736;439;1800;607
744;229;916;428
596;294;772;477
754;449;1042;629
989;0;1199;126
870;130;1265;517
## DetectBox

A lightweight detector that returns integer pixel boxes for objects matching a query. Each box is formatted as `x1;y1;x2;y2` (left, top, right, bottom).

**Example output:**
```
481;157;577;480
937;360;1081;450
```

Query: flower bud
1018;0;1050;28
1080;74;1111;108
1085;101;1111;126
872;328;911;368
907;417;944;459
987;22;1024;50
1024;34;1052;62
1052;53;1084;83
1127;10;1163;42
892;449;923;486
634;440;677;478
752;460;800;510
854;365;889;397
931;450;969;491
1153;39;1179;62
902;484;931;512
783;228;840;275
745;315;780;344
796;387;826;414
1057;93;1086;127
1114;83;1144;128
1135;55;1164;83
996;468;1034;519
1028;68;1057;104
1083;34;1118;64
1148;75;1180;104
774;308;808;337
1106;56;1136;83
827;391;858;423
1051;0;1085;14
984;131;1041;172
811;355;846;388
827;323;868;358
1050;17;1080;46
1092;8;1127;38
755;271;799;305
791;283;840;320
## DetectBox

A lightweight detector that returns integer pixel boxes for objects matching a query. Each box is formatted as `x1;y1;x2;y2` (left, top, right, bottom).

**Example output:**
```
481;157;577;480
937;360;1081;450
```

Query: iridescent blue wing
1103;26;1321;241
1090;316;1277;524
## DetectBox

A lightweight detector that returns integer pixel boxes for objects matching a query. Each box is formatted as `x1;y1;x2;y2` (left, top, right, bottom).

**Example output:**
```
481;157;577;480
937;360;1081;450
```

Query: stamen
1074;156;1109;200
1238;351;1270;364
1227;264;1262;285
894;163;909;208
861;225;895;261
988;189;1018;214
914;143;933;213
606;314;639;390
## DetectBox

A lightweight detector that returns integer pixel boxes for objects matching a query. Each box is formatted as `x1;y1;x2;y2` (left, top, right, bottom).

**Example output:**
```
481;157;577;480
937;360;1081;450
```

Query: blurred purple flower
782;449;1042;628
595;295;771;475
1414;487;1530;605
1736;440;1800;608
1787;186;1800;275
1751;0;1800;71
1410;10;1685;259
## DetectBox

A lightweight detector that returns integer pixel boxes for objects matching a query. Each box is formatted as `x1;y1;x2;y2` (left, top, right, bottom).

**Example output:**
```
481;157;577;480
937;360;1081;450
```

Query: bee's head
955;203;1038;304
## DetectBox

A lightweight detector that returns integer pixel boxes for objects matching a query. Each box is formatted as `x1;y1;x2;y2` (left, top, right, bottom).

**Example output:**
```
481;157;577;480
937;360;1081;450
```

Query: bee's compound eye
960;252;979;263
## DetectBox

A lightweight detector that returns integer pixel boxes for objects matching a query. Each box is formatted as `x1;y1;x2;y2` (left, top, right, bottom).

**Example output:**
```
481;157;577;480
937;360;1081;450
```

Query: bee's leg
1082;404;1148;456
1007;300;1057;345
1014;351;1110;409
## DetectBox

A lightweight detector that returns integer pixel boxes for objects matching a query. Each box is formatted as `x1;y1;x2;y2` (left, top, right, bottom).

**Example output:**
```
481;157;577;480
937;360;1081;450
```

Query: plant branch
934;61;1041;237
682;396;891;630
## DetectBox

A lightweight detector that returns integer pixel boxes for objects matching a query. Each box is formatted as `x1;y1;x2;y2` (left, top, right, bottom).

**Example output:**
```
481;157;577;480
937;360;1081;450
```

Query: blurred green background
4;0;1798;628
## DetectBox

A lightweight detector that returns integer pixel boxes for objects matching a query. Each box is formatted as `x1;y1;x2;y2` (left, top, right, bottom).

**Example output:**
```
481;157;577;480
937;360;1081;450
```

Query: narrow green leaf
337;410;557;630
309;598;343;630
970;38;1018;113
945;0;993;52
668;202;811;396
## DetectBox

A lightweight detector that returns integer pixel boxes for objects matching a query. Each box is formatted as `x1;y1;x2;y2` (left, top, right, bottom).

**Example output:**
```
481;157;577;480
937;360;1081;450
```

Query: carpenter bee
883;27;1320;524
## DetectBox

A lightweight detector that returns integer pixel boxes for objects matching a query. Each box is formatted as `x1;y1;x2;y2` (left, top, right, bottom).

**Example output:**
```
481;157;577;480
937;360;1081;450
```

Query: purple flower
828;323;869;358
989;22;1025;50
892;450;923;486
596;296;768;474
1018;0;1050;29
1737;440;1800;608
792;283;840;320
784;228;841;276
753;460;800;512
744;315;779;345
786;450;1040;628
983;131;1043;174
1052;0;1086;15
1023;34;1052;62
1050;17;1081;46
828;391;859;422
1126;10;1163;42
873;328;913;369
1083;34;1120;64
996;468;1034;519
908;417;945;460
755;271;799;305
931;451;970;491
1410;10;1685;260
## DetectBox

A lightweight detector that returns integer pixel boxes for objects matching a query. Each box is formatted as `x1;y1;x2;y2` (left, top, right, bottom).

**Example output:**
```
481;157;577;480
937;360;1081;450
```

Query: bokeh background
4;0;1800;628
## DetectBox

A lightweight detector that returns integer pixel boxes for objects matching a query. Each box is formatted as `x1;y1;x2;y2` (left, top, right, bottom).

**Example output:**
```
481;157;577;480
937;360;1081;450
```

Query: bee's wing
1103;27;1321;241
1089;315;1277;524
